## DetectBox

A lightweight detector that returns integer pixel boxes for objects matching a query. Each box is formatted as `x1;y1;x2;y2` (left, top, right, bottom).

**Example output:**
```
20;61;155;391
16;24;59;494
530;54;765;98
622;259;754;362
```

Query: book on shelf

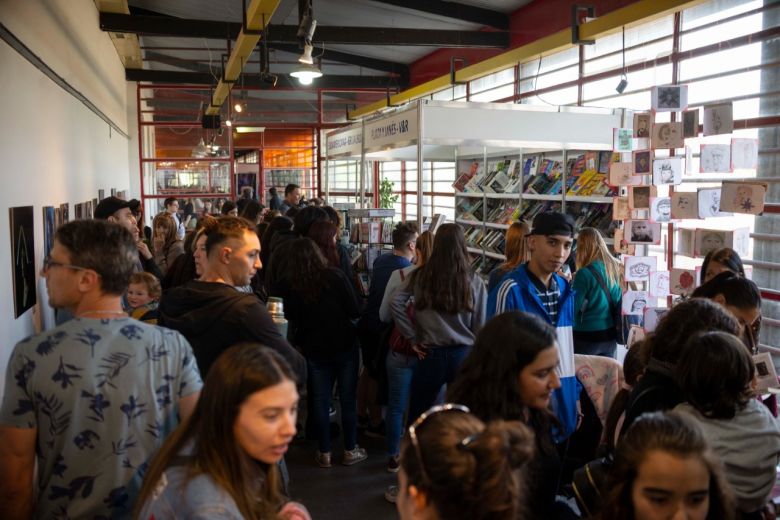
453;160;481;192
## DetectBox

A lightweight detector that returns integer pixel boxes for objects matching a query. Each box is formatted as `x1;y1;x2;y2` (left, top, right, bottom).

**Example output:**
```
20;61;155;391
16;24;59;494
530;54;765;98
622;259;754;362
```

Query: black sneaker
365;420;386;438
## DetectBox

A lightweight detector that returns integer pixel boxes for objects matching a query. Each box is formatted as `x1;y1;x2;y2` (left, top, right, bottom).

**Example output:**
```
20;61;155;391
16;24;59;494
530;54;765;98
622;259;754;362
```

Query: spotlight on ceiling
225;118;233;127
616;74;628;94
299;43;314;65
290;63;322;86
234;102;244;113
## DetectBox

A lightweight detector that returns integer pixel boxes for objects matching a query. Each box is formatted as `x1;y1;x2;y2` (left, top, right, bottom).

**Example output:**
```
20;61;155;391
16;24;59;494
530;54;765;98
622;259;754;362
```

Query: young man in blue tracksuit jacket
488;211;581;441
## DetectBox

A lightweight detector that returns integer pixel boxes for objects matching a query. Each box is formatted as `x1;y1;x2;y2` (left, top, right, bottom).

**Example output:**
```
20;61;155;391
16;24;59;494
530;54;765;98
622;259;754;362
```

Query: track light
234;102;244;113
299;43;314;65
225;118;233;127
616;74;628;94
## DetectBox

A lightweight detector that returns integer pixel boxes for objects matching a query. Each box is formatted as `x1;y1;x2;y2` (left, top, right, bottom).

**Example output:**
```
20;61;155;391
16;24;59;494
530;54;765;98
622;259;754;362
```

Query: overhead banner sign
364;109;418;150
326;125;362;158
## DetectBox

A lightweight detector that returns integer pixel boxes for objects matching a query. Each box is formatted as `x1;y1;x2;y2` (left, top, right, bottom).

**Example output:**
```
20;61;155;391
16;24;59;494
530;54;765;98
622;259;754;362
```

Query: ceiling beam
370;0;509;30
99;12;508;47
126;69;406;90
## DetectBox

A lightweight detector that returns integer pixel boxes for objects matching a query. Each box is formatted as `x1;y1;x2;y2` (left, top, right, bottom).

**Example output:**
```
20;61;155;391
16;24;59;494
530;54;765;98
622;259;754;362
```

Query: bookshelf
455;149;618;277
347;208;396;295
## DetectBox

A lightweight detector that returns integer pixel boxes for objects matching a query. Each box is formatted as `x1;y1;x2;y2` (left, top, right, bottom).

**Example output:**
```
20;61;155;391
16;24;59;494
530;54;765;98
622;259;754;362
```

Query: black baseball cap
94;196;132;220
529;211;575;238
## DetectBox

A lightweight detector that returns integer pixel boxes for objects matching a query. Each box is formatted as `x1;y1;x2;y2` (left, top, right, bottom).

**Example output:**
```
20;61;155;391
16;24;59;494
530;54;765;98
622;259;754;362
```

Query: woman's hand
279;501;312;520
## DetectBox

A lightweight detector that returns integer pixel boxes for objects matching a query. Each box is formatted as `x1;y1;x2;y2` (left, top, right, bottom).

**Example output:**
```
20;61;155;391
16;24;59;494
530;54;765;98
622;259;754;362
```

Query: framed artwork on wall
9;206;36;318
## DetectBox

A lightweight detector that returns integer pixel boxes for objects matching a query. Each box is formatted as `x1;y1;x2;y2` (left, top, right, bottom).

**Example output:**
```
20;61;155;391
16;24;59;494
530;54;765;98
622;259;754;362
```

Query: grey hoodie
675;399;780;513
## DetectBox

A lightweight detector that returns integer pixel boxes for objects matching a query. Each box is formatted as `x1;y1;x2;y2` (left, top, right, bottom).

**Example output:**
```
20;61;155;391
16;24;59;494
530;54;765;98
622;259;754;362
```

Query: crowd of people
0;184;777;520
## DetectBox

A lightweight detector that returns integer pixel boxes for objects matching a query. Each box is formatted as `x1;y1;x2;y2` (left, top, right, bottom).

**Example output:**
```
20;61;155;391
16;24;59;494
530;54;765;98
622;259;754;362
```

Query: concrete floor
285;428;400;520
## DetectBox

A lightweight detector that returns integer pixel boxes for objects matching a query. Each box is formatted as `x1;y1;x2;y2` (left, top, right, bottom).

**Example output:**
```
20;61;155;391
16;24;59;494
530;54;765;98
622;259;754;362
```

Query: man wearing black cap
94;196;162;280
487;210;580;441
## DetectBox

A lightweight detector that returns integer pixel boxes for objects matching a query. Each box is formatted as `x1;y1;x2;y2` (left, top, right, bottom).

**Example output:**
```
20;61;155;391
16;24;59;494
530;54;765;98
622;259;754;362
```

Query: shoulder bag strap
585;264;615;308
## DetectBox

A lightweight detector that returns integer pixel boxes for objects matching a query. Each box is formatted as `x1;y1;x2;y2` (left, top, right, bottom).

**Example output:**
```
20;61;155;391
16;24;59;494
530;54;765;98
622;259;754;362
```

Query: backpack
585;265;639;345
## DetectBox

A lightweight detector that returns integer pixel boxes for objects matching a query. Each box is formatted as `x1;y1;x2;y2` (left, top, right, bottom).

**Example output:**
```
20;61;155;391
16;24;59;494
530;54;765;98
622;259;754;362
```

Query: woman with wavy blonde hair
487;221;530;292
572;227;623;357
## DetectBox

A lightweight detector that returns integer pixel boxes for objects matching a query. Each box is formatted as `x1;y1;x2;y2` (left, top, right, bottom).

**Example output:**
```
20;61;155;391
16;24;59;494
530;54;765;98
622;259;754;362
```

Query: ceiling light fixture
290;63;322;86
616;26;628;94
296;2;317;67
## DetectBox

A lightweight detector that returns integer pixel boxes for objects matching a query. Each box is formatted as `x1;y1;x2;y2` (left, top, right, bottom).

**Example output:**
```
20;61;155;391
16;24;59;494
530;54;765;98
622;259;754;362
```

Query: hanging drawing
730;138;758;170
670;192;699;220
670;268;698;296
652;157;683;186
9;206;36;318
613;228;636;255
609;162;641;186
622;291;649;316
613;128;633;152
624;256;657;282
613;197;630;220
703;103;734;136
43;206;56;258
682;109;699;138
697;188;732;218
699;144;731;173
719;180;767;215
633;113;651;138
643;307;668;333
695;229;727;257
633;150;652;175
676;227;696;257
651;122;684;149
627;220;661;244
649;271;670;299
629;185;656;210
650;197;671;223
651;85;688;112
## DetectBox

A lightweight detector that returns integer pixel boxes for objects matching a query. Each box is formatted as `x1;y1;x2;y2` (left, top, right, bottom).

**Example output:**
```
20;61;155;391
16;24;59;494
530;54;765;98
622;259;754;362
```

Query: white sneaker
342;445;368;465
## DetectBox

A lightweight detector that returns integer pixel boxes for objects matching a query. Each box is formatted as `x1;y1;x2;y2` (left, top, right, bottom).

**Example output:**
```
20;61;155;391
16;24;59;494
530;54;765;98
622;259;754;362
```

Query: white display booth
324;100;623;230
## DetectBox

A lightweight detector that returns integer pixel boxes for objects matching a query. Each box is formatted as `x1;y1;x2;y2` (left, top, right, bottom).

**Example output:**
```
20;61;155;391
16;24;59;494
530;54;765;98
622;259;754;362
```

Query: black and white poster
10;206;36;318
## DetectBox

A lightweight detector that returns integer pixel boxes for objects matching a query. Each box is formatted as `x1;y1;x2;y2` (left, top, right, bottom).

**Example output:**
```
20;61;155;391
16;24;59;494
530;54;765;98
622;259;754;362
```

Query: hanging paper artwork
633;150;653;175
651;85;688;112
699;144;731;173
697;188;732;218
629;185;656;210
627;220;661;244
682;109;699;138
650;197;671;223
676;227;696;257
652;157;683;186
633;113;651;138
730;138;758;170
649;271;670;299
694;229;727;258
624;256;657;282
613;228;636;255
622;291;649;316
613;128;633;152
651;122;684;149
670;268;698;296
613;197;630;221
703;103;734;136
719;180;767;215
670;192;699;220
643;307;669;333
608;162;641;186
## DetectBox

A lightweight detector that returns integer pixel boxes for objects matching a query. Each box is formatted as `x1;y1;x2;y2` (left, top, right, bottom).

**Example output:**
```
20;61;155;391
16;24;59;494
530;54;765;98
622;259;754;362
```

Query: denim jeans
385;350;419;457
574;338;617;358
307;348;360;453
407;344;471;426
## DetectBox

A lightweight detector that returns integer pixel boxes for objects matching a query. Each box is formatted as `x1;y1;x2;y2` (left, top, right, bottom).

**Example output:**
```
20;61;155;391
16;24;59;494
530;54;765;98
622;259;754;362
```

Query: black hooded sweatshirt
159;280;306;382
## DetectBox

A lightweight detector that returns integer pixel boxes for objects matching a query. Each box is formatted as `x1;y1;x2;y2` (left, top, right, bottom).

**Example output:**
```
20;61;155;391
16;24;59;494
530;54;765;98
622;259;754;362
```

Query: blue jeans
407;344;471;426
574;338;617;358
307;348;360;453
385;350;419;457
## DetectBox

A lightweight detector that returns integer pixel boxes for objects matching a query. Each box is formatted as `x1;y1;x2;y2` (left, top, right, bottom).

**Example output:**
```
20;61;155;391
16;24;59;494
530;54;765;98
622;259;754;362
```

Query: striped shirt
527;271;559;325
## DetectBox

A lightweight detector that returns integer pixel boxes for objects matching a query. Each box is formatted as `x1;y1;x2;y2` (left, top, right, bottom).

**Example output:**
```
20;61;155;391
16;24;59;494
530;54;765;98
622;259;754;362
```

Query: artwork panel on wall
9;206;37;318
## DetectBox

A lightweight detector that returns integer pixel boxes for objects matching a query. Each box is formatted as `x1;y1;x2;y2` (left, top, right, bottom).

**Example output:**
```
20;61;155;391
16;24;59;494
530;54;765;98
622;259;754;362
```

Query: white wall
0;0;132;393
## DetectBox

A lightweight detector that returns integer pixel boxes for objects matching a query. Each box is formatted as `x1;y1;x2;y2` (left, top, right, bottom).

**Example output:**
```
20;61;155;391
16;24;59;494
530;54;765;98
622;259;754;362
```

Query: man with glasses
0;219;202;519
159;216;305;381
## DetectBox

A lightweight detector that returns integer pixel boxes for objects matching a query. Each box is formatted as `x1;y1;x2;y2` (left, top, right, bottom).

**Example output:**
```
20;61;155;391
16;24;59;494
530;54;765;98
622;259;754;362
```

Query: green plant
378;178;399;209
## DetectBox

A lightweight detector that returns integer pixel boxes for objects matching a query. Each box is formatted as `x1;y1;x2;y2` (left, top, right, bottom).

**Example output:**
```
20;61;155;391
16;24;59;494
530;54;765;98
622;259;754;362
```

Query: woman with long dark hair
390;223;486;424
307;220;340;268
603;411;735;520
135;344;310;520
447;311;564;518
269;238;365;468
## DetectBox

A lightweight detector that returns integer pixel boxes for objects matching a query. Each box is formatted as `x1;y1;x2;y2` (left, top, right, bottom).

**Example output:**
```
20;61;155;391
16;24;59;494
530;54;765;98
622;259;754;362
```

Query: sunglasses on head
408;403;473;484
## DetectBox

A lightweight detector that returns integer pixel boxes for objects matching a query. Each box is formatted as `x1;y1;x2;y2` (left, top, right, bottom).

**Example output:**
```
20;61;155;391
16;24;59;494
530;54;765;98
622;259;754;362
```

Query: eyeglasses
41;255;92;275
408;403;470;484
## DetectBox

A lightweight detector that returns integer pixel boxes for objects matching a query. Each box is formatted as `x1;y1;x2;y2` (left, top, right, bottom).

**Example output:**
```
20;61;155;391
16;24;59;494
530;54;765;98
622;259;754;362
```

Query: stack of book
478;229;506;255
